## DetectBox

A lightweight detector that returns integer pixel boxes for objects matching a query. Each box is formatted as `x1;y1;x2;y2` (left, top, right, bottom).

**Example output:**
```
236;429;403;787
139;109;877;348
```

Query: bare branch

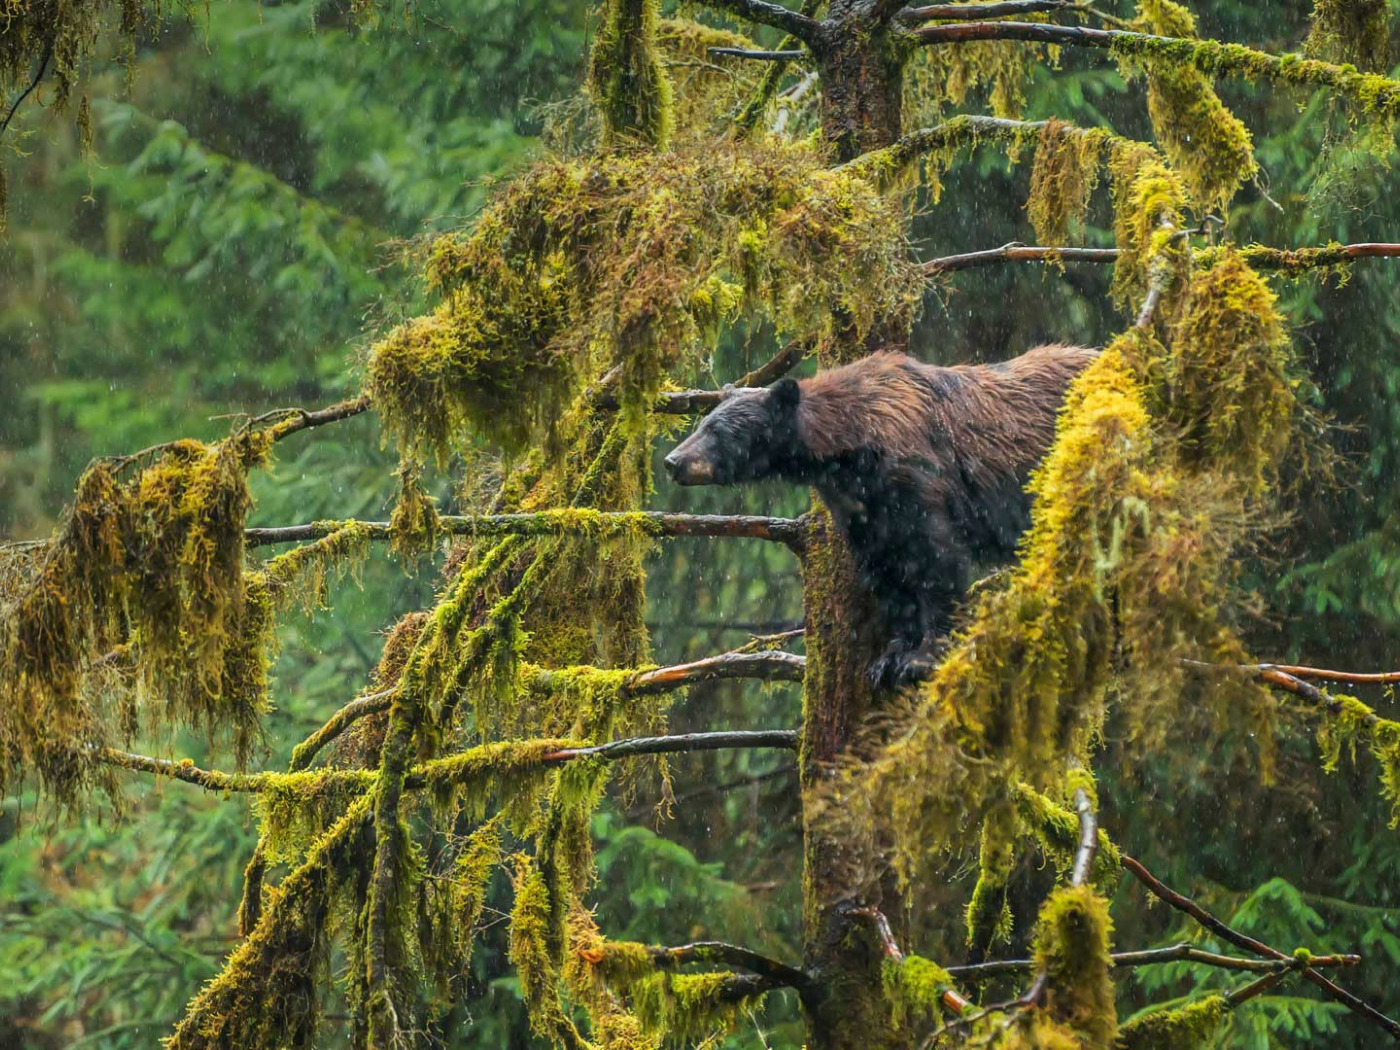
1;42;53;140
289;688;397;771
1070;786;1098;888
850;906;905;962
245;511;810;551
1241;662;1400;687
709;47;806;60
696;0;821;42
540;730;798;762
1122;854;1400;1040
899;0;1075;22
262;395;374;442
593;336;812;414
923;243;1121;273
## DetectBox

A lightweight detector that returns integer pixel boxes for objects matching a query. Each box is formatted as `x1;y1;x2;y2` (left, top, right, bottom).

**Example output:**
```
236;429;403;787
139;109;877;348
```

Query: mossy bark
799;31;914;1044
814;7;909;162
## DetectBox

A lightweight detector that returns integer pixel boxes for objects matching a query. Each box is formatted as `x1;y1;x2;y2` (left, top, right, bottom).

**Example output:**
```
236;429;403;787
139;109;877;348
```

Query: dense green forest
5;0;1400;1046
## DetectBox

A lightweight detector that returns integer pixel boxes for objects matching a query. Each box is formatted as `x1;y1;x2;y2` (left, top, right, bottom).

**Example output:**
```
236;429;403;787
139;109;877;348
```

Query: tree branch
1122;854;1400;1040
655;942;812;989
0;42;53;141
245;511;810;551
695;0;821;42
899;0;1075;22
843;115;1047;182
708;47;806;60
921;242;1400;275
945;942;1361;981
98;729;800;795
909;21;1400;119
261;395;374;442
1070;786;1098;888
593;336;812;414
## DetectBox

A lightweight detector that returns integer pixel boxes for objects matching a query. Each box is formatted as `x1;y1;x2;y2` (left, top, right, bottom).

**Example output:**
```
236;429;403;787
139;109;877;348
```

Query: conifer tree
7;1;1400;1047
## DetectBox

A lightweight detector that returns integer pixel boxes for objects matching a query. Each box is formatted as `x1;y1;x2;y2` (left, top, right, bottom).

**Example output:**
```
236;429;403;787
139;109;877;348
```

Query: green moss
367;140;919;467
1027;121;1109;246
1125;1;1257;212
588;0;674;148
882;954;952;1031
629;971;764;1045
1013;783;1122;890
1306;0;1390;73
1116;995;1228;1049
388;463;441;561
1312;692;1400;826
0;429;286;801
1107;144;1187;311
166;795;373;1050
965;804;1017;952
510;852;583;1044
1033;885;1117;1049
1161;249;1300;493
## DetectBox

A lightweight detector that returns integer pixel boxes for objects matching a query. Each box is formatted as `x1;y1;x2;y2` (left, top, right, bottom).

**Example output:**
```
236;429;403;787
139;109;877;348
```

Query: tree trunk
799;22;912;1044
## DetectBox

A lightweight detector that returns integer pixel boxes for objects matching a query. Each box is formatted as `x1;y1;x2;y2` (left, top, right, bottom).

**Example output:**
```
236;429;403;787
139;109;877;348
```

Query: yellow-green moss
965;803;1017;952
629;971;764;1045
1313;691;1400;826
0;430;284;801
388;463;441;561
367;139;919;467
510;852;583;1044
1306;0;1390;73
1027;121;1108;246
1162;248;1299;493
1034;885;1117;1049
1125;1;1257;212
1116;995;1228;1049
1013;783;1123;890
883;954;953;1031
588;0;674;148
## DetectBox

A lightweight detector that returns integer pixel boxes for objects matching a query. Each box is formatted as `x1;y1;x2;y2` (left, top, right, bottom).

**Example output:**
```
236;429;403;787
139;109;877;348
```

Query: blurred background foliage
2;0;1400;1046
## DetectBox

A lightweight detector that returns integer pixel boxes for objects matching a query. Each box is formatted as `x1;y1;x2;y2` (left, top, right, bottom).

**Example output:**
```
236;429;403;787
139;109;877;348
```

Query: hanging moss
965;803;1017;953
882;954;953;1031
0;429;297;801
1313;691;1400;826
366;139;920;465
1026;121;1108;247
1116;995;1228;1049
388;463;441;562
1306;0;1390;73
1107;143;1188;312
628;971;765;1045
588;0;674;148
904;28;1054;126
1033;885;1117;1050
1161;248;1300;493
510;852;584;1045
167;796;373;1050
1122;0;1257;212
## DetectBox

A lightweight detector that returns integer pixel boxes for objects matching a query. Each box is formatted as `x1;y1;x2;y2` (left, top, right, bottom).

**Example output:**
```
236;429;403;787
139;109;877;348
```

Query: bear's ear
770;378;801;411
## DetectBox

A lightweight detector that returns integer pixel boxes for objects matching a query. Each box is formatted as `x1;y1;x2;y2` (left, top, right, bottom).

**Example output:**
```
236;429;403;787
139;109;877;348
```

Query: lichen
1115;995;1229;1049
1033;885;1116;1049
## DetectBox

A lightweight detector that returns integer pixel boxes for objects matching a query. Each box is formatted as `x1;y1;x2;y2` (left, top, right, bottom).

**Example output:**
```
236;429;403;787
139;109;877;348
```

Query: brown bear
663;345;1097;686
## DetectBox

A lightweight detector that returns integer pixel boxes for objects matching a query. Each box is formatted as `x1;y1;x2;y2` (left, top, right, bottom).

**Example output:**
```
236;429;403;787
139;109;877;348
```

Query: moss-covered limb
289;687;398;772
899;0;1076;20
1012;784;1122;889
947;943;1359;981
655;942;812;988
253;394;374;442
538;729;798;762
733;0;821;131
921;240;1400;274
882;954;955;1031
1121;853;1400;1039
1114;995;1229;1050
245;510;811;550
167;795;373;1049
841;113;1047;185
625;650;806;693
910;20;1400;124
696;0;822;42
1030;885;1117;1047
96;747;273;793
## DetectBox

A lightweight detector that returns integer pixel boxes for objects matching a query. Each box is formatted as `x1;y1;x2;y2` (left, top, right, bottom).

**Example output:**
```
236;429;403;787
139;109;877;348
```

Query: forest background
3;0;1400;1046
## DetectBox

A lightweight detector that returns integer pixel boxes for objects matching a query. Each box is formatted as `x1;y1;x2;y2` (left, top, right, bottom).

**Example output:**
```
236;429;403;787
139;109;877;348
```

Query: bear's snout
663;447;715;485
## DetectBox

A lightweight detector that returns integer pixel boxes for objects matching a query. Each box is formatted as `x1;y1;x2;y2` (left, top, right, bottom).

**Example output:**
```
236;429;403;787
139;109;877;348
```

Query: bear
663;345;1098;687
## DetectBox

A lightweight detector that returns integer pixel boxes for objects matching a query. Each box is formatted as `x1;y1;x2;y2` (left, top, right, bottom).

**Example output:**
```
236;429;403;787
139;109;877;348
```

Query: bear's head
664;378;803;486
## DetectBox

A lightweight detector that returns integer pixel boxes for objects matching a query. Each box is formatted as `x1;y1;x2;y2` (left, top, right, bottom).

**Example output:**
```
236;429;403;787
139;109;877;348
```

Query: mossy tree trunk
799;27;914;1032
812;0;909;162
